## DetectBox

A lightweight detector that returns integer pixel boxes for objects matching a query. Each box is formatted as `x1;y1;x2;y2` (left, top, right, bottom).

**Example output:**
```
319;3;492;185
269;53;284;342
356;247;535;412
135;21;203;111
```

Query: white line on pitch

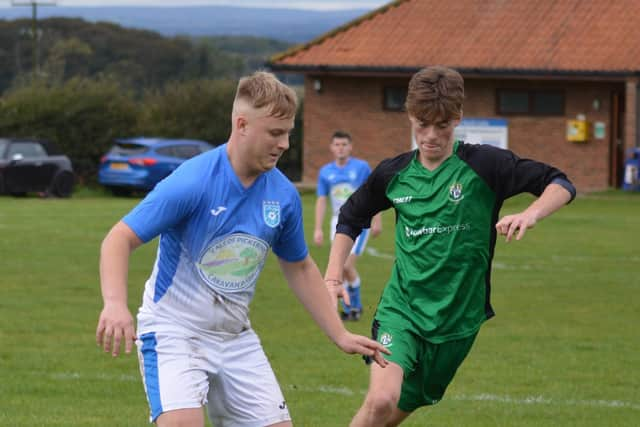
285;385;640;411
48;373;640;411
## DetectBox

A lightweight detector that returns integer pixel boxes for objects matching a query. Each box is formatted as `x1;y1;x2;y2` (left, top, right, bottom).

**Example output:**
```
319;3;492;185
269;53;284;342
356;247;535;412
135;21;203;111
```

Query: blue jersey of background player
314;131;382;321
96;72;389;427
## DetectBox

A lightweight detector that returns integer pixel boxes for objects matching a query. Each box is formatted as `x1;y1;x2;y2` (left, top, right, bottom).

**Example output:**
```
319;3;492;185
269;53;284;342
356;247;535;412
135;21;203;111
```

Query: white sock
349;276;361;288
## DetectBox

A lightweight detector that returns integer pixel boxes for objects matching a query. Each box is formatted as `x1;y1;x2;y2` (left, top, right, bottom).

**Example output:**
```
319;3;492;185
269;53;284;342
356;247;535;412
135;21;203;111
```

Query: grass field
0;190;639;426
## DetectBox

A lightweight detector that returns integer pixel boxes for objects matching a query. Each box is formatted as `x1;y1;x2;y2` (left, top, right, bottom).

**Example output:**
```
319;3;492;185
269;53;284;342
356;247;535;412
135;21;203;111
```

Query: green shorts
371;319;478;412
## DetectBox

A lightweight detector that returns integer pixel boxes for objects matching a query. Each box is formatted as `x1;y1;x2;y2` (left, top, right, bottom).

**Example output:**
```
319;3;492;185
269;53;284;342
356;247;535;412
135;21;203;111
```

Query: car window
155;146;174;157
172;145;202;159
110;143;149;155
0;139;8;158
7;141;47;159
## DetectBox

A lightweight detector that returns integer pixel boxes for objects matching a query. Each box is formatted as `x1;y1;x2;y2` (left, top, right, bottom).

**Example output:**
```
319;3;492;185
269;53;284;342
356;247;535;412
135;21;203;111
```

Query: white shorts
136;326;290;426
330;216;370;256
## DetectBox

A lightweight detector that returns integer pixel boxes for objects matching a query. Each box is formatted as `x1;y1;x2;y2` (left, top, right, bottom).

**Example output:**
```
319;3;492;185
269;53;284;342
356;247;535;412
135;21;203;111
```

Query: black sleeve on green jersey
336;151;415;240
457;142;576;202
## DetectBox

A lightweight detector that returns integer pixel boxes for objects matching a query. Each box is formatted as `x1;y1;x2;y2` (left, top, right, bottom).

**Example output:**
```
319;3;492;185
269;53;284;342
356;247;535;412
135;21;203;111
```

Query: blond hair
234;71;298;119
405;66;464;122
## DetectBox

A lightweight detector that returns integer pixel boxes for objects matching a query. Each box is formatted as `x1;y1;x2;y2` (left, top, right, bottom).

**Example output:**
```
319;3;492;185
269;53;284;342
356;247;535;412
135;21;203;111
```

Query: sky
1;1;390;11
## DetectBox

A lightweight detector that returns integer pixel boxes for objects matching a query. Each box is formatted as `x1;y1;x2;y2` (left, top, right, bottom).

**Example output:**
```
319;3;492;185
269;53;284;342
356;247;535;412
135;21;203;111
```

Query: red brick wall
302;76;411;183
302;75;624;192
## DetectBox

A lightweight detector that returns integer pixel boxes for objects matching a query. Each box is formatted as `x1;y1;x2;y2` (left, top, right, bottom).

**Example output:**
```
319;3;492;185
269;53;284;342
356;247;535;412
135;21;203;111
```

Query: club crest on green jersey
448;183;464;203
263;201;281;228
379;332;393;347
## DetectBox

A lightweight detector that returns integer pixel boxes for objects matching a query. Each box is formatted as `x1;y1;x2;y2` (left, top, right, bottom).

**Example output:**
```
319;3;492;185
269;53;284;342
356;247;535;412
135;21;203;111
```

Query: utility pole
11;0;57;75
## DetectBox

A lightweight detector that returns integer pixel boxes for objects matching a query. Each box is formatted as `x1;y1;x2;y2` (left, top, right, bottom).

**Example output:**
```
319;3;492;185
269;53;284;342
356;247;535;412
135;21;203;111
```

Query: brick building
269;0;640;192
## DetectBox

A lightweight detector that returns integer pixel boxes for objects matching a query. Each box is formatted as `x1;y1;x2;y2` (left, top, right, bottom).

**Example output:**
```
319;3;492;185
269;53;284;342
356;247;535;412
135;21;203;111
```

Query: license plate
110;162;129;170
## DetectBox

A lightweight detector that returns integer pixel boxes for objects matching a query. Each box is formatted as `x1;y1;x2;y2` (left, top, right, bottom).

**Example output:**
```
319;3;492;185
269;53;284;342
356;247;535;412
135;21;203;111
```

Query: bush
137;79;236;145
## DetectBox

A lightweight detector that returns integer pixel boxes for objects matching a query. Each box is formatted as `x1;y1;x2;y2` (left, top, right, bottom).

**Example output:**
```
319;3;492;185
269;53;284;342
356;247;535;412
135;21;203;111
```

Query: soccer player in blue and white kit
314;131;382;321
96;71;389;427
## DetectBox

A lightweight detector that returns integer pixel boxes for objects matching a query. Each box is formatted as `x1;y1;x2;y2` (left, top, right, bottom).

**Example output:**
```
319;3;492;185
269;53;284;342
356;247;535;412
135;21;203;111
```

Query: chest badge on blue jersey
263;201;281;228
448;182;465;203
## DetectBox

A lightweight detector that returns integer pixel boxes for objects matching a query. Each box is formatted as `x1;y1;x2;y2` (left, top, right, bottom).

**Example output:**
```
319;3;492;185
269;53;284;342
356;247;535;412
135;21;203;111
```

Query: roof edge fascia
266;64;640;81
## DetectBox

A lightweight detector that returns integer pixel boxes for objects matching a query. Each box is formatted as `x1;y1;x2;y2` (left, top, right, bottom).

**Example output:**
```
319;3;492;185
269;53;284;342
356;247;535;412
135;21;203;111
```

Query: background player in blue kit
95;71;389;427
314;131;382;321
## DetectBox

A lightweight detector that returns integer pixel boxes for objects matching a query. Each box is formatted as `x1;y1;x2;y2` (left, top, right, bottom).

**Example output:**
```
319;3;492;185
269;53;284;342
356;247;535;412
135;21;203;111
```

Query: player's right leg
156;408;205;427
343;253;362;320
137;330;211;426
344;227;370;320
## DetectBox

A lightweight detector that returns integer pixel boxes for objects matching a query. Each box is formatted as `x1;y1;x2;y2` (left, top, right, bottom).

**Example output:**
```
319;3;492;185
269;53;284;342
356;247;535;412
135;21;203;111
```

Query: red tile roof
271;0;640;74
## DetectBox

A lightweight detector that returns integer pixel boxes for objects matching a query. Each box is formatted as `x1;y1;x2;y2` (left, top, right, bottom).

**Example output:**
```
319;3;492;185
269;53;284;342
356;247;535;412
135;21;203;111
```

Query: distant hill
0;6;368;43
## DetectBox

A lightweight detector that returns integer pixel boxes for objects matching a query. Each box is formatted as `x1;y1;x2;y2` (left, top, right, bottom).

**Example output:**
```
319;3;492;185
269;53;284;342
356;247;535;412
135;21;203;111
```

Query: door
4;141;54;192
610;91;625;187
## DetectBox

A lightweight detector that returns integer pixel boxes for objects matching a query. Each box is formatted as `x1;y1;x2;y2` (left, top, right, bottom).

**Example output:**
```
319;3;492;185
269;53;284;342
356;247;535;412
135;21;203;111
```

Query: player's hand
335;331;390;368
313;229;323;246
496;211;538;242
325;279;350;309
96;302;136;357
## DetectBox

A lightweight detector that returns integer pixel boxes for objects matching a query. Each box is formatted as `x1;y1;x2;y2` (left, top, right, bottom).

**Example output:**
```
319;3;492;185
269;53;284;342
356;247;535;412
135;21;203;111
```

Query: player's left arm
278;255;389;366
496;182;573;242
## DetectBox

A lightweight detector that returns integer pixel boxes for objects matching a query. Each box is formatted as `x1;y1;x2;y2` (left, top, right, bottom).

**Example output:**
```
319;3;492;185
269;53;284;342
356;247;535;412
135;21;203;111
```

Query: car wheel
49;170;75;198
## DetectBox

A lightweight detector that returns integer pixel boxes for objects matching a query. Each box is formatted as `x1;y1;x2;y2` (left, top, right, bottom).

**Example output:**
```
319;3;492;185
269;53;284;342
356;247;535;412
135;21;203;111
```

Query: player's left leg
389;331;480;425
384;408;412;426
350;362;405;427
206;329;291;426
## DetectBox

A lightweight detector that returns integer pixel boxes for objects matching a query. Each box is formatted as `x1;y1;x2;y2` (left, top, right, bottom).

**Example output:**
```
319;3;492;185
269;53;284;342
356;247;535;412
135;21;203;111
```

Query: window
533;92;564;115
155;146;174;157
497;89;565;115
383;86;407;111
111;143;148;155
171;145;202;159
0;139;8;158
7;142;47;159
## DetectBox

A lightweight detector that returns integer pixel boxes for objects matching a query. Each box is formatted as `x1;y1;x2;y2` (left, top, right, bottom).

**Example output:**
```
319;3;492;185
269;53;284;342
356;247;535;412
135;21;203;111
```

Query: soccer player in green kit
323;66;576;426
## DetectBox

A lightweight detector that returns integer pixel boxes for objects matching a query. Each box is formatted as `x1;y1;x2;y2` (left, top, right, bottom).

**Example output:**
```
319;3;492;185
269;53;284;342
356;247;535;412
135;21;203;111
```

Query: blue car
98;137;214;195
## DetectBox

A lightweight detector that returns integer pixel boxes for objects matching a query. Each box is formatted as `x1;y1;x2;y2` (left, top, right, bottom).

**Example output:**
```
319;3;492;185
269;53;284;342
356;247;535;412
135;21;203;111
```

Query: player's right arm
96;221;143;357
279;255;389;367
324;156;405;305
313;195;327;246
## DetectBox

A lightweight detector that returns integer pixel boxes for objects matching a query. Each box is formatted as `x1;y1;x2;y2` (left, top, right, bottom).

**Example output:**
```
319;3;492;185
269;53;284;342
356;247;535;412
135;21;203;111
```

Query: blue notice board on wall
454;118;508;149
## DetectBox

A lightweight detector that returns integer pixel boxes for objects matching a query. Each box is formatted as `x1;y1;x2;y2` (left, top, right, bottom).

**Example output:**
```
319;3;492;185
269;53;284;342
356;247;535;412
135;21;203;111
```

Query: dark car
0;138;75;197
98;137;214;195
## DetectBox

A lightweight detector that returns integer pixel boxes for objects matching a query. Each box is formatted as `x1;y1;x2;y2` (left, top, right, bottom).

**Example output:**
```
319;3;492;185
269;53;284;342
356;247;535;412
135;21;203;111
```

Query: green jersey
337;141;575;343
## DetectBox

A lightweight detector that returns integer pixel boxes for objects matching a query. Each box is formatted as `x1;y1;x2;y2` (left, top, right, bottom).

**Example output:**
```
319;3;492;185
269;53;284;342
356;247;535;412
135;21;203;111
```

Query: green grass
0;190;639;426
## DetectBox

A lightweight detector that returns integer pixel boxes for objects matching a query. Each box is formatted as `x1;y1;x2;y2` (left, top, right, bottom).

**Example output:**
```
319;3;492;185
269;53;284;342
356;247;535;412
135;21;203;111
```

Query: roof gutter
266;63;640;80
